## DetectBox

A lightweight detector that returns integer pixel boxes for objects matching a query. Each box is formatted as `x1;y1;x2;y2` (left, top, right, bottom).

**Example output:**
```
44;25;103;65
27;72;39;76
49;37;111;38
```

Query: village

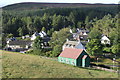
3;28;119;72
5;28;110;53
1;2;120;78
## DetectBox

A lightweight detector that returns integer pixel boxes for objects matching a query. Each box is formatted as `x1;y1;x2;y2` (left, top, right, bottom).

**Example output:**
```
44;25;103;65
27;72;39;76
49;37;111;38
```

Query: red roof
59;48;84;59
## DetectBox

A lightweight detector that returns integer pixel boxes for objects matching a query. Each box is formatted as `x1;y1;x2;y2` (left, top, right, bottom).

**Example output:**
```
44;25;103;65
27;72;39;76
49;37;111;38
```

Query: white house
71;28;89;41
7;37;16;44
41;31;47;36
31;32;40;40
83;32;87;35
101;35;110;44
31;31;47;40
62;39;85;50
39;32;44;38
22;35;30;39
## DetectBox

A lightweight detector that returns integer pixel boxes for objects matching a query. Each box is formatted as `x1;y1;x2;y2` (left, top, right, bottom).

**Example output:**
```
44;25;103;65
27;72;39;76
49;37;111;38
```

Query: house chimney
77;35;80;41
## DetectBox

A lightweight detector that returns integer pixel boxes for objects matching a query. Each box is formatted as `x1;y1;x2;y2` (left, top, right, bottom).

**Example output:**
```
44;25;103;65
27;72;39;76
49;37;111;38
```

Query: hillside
2;50;118;78
2;2;118;10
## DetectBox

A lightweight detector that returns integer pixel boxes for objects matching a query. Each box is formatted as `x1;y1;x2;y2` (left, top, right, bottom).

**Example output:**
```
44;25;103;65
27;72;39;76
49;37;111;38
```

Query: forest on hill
1;3;120;58
2;3;119;36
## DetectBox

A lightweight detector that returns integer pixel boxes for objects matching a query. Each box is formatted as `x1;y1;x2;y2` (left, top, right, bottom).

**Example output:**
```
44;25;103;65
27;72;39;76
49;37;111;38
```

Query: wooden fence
92;66;118;73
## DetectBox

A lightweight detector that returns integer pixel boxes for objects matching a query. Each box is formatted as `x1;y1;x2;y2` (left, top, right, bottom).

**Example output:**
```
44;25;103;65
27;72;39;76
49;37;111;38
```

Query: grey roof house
62;39;85;50
6;40;32;51
71;28;89;41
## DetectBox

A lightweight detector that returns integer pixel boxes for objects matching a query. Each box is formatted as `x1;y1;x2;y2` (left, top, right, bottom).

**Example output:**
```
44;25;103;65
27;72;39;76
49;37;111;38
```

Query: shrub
103;47;111;53
45;51;52;57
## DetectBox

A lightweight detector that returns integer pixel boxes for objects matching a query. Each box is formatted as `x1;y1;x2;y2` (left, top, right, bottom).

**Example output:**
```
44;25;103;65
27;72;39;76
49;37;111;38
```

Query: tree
12;18;24;36
33;17;42;32
47;28;54;36
111;18;120;55
51;45;62;57
17;27;24;36
85;16;89;25
92;14;113;37
52;14;64;31
77;21;83;28
111;44;120;54
85;16;91;29
41;27;46;32
50;28;72;47
41;13;51;30
86;25;103;56
69;11;78;27
33;36;43;55
86;39;103;56
109;28;116;45
88;27;102;39
17;26;28;37
6;33;13;38
33;36;43;49
26;17;34;34
49;28;72;56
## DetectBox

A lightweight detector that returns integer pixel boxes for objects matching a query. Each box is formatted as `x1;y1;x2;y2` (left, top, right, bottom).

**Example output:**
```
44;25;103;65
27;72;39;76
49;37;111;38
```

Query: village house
41;37;50;48
30;31;50;48
70;28;89;41
77;28;89;35
22;35;30;39
6;37;16;44
31;31;47;40
6;40;32;52
31;32;40;40
62;39;85;50
101;35;110;44
58;48;90;67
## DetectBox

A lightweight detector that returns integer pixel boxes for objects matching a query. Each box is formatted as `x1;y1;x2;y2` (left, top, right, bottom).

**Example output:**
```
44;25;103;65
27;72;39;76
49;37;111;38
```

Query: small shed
58;48;90;67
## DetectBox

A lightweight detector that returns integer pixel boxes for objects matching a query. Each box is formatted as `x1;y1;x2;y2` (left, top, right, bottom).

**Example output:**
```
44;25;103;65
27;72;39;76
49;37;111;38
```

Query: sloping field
1;50;118;78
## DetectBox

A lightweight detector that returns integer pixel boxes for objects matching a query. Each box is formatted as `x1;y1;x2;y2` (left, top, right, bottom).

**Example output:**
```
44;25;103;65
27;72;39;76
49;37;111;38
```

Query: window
66;44;68;46
64;59;66;62
72;60;75;65
69;44;72;47
66;59;69;64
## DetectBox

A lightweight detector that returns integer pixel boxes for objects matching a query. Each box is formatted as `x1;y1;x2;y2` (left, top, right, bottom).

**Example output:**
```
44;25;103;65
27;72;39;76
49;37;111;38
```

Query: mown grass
1;50;118;78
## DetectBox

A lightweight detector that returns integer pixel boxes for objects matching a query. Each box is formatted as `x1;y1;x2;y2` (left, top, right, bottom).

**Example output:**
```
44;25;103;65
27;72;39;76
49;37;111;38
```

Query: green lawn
1;50;118;78
91;58;120;71
92;58;119;65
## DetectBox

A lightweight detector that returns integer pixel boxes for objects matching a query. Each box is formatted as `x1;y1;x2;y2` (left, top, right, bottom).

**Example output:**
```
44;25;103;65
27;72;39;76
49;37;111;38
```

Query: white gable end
101;36;110;44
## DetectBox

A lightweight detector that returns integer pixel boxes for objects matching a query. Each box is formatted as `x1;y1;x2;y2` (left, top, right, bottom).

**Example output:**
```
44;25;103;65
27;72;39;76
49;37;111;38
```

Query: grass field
1;50;118;78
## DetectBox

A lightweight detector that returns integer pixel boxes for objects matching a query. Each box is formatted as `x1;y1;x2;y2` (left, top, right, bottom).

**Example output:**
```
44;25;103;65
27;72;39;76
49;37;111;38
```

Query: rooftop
8;40;32;45
59;48;84;59
63;40;85;49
